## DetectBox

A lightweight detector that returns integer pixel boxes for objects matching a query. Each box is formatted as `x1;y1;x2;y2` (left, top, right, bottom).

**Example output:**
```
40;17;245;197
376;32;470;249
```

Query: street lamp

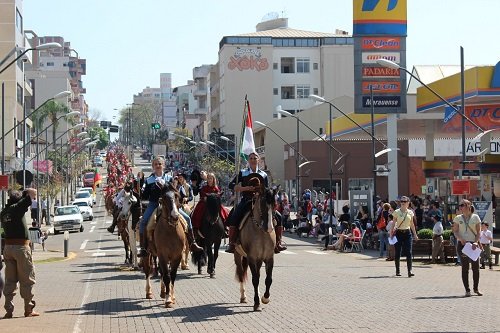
0;42;62;75
220;135;236;162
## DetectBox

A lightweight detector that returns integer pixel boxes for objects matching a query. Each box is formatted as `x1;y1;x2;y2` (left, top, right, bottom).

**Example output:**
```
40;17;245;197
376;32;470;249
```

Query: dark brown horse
192;193;225;278
234;186;276;311
143;183;186;307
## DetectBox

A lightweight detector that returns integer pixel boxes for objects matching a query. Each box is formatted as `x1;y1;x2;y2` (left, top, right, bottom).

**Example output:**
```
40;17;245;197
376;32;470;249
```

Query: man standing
1;188;39;318
430;215;445;264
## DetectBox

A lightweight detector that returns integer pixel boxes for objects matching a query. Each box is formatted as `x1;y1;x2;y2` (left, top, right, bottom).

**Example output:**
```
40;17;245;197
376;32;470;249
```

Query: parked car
83;172;95;187
78;187;96;204
75;190;93;207
53;205;84;234
72;199;94;221
93;156;103;167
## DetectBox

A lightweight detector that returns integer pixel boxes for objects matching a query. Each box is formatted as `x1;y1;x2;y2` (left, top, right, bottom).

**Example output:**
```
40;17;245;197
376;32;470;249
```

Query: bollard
64;231;69;257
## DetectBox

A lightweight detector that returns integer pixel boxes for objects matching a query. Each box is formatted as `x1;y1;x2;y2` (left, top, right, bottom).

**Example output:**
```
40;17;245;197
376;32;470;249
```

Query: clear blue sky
24;0;500;121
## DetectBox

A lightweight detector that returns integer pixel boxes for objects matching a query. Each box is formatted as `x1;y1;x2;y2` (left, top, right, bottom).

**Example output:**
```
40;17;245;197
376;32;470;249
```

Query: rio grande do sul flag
240;99;256;159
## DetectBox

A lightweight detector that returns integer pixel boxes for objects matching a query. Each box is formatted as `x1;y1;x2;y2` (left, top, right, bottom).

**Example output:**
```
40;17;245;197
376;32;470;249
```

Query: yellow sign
353;0;407;35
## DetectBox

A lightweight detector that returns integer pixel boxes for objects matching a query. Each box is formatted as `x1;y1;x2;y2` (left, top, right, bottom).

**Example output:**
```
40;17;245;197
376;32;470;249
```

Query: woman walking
390;196;418;277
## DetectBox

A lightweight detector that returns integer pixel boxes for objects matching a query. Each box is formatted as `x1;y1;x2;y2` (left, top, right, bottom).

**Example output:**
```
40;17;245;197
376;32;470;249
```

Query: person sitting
191;172;229;234
343;223;362;250
295;211;312;236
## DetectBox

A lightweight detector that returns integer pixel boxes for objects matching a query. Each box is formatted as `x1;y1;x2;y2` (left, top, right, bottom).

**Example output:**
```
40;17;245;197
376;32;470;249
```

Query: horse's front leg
262;257;273;304
207;244;215;278
248;260;263;311
144;254;153;299
168;259;181;306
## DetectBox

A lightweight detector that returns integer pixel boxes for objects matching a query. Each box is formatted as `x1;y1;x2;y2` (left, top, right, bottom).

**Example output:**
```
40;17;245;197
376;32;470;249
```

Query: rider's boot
274;226;287;253
137;232;147;257
187;228;203;253
107;220;117;233
225;226;238;253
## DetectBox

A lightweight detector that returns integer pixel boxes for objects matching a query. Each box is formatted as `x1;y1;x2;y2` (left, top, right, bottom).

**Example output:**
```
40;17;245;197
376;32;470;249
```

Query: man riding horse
226;151;287;254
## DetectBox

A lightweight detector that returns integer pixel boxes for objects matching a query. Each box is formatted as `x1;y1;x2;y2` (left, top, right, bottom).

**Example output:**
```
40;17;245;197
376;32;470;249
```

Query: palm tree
34;100;73;144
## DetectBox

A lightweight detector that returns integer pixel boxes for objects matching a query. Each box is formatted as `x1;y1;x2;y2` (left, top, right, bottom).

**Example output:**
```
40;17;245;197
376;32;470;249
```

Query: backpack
376;213;386;231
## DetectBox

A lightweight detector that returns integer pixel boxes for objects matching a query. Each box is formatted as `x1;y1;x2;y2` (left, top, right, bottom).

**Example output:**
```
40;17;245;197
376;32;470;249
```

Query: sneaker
24;311;40;317
474;289;483;296
3;313;13;319
465;291;471;297
408;272;415;277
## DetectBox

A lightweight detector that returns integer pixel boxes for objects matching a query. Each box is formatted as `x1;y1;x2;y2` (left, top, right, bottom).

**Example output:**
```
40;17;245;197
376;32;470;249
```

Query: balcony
256;145;265;157
194;88;207;97
193;107;208;114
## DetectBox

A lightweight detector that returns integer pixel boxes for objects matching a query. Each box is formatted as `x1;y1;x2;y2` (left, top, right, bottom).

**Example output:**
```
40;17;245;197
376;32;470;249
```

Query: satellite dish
261;12;279;22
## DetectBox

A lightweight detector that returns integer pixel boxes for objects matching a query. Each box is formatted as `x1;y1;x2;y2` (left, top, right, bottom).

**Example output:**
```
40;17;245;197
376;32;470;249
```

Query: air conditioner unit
375;165;389;177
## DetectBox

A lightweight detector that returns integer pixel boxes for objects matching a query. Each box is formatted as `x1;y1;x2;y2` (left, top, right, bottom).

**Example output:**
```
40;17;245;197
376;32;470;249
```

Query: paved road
2;156;500;332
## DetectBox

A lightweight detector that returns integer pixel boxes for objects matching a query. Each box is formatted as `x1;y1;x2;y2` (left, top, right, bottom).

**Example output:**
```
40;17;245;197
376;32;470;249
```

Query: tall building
0;0;33;172
216;17;354;142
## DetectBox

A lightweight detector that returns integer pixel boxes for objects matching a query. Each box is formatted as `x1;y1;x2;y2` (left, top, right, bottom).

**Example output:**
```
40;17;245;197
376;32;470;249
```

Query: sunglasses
249;157;258;160
400;200;409;203
459;203;467;207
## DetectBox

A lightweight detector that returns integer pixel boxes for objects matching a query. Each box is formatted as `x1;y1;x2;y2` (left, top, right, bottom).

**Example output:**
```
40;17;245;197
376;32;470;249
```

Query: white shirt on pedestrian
480;229;493;245
433;221;443;236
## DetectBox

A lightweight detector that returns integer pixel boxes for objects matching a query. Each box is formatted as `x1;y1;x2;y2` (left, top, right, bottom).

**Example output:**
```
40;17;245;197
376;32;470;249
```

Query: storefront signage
361;37;401;49
362;95;401;107
0;175;8;190
362;81;401;93
452;180;470;195
443;104;500;130
228;48;269;72
362;52;400;64
362;66;400;78
353;0;407;36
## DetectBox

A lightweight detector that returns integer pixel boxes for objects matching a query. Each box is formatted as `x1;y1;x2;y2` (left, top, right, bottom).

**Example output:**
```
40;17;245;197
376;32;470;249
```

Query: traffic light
109;125;119;133
100;121;108;129
151;122;161;129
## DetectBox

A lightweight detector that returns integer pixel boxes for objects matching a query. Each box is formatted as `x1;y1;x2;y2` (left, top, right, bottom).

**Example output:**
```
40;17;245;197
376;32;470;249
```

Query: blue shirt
142;173;172;202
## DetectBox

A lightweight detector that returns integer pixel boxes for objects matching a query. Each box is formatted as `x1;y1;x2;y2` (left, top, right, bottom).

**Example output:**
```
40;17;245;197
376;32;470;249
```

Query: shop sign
362;66;400;78
362;81;401;93
228;48;269;72
362;95;401;107
0;175;8;190
361;37;401;50
452;179;470;195
362;52;400;64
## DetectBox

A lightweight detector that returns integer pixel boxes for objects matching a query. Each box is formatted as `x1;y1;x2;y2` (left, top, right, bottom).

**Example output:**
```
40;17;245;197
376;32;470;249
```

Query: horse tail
191;238;207;266
234;253;248;283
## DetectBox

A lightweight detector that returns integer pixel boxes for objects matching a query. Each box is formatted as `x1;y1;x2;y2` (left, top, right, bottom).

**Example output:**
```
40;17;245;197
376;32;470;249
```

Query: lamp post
0;42;62;75
376;58;485;177
220;135;235;163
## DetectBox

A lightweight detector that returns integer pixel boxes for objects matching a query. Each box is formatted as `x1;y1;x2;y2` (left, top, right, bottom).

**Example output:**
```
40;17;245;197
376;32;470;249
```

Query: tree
87;126;109;150
34;100;73;144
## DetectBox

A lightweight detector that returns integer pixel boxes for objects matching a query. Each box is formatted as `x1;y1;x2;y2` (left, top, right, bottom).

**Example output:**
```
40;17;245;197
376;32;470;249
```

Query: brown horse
234;186;276;311
116;191;138;267
143;183;186;307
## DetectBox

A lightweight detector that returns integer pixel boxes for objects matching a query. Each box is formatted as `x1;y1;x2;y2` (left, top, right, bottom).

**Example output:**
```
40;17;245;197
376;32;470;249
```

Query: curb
33;250;77;264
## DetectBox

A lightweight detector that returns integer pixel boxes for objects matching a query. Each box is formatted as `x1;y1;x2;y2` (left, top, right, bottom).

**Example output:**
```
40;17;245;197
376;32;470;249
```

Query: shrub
442;229;453;240
417;228;433;239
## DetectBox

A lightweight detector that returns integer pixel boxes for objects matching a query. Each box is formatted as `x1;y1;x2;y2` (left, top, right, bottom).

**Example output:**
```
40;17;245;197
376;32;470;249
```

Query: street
2;179;500;332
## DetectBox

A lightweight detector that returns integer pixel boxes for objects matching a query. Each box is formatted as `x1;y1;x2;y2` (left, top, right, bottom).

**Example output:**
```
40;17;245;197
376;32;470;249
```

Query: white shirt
432;221;443;236
480;229;493;245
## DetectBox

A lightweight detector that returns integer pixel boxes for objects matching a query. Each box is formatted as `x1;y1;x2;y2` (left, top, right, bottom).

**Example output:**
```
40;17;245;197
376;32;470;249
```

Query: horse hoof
209;273;215;278
160;291;166;299
181;265;189;270
261;296;270;304
198;270;202;275
146;293;153;299
166;302;174;308
240;297;247;303
253;305;261;312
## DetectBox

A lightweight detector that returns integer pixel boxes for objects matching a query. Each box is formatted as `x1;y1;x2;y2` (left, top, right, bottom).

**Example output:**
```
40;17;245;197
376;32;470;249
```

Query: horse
234;185;276;312
192;193;225;278
143;183;186;307
104;188;116;216
117;191;139;268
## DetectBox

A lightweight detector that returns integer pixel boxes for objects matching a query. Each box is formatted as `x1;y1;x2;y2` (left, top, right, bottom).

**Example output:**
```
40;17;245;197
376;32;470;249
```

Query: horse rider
137;157;202;257
225;151;286;254
191;172;229;233
177;173;194;208
107;181;131;233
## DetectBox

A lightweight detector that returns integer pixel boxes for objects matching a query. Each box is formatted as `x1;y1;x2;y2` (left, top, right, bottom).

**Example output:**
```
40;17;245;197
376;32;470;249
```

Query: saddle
146;205;188;251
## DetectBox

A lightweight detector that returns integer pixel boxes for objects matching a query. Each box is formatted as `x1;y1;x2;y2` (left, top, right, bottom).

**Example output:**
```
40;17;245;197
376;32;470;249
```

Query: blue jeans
379;230;389;257
139;201;159;234
179;208;193;230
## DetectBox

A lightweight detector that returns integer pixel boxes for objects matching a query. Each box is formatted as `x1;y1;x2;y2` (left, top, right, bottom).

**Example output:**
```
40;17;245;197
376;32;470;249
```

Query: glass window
313;63;318;70
281;86;295;99
238;37;250;44
15;8;23;32
273;88;278;95
273;39;283;47
273;63;278;70
281;57;295;73
308;39;318;47
296;58;310;73
296;85;310;99
336;37;347;45
249;37;260;44
261;37;272;44
313;88;319;95
47;62;54;66
16;84;23;105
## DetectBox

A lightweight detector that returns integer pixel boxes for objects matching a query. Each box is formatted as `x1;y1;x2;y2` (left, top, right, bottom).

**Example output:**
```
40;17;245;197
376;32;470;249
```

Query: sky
23;0;500;122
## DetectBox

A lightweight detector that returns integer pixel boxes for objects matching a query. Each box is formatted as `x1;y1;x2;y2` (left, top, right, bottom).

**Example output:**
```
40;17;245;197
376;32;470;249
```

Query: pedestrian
1;188;39;318
390;195;418;277
30;198;38;226
377;203;390;258
430;215;446;264
40;198;47;225
479;222;493;270
452;199;482;297
386;214;395;261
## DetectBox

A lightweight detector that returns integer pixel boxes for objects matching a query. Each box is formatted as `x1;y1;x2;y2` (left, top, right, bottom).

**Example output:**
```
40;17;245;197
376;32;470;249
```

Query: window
46;62;54;66
313;63;318;70
15;9;23;32
281;57;295;73
273;63;278;70
313;88;319;95
273;88;278;95
296;85;310;99
16;84;23;105
296;58;310;73
281;86;295;99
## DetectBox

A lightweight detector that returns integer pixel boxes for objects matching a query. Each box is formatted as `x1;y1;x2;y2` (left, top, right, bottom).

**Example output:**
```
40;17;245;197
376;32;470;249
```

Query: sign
362;52;400;64
362;96;401;108
362;81;401;93
353;0;407;36
452;179;470;195
442;104;500;132
362;66;400;78
33;160;53;173
109;125;119;133
361;37;401;49
0;175;8;190
473;201;493;228
228;48;269;72
151;123;161;130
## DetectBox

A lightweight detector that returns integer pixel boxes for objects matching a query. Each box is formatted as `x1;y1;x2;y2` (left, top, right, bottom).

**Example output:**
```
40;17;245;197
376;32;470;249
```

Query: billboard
353;0;407;36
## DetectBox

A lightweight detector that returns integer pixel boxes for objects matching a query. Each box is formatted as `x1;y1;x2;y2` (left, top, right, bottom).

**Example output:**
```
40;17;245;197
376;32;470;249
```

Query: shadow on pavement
45;297;151;316
414;295;464;300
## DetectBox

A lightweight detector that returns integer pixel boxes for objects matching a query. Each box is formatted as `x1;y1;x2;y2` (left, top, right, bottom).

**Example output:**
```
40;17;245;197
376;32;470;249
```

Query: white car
72;199;94;221
78;187;96;204
74;191;93;207
53;205;84;234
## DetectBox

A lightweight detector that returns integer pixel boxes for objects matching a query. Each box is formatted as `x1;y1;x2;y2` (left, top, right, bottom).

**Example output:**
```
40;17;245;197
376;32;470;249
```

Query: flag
240;99;256;160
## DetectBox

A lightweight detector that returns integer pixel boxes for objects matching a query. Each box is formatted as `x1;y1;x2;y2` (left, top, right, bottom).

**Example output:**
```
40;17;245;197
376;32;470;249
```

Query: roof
234;27;341;38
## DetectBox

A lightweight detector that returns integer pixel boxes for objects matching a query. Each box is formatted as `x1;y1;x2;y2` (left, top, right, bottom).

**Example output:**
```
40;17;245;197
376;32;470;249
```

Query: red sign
362;67;400;78
361;37;401;50
443;104;500;132
362;81;401;93
452;180;470;195
0;175;8;190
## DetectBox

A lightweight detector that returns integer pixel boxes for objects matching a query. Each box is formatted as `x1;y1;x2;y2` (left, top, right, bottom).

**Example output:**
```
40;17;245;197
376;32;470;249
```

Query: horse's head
160;182;180;221
205;193;221;223
118;191;135;220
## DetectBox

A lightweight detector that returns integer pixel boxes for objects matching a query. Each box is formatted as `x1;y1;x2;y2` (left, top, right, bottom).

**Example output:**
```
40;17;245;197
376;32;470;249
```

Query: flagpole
233;95;248;209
